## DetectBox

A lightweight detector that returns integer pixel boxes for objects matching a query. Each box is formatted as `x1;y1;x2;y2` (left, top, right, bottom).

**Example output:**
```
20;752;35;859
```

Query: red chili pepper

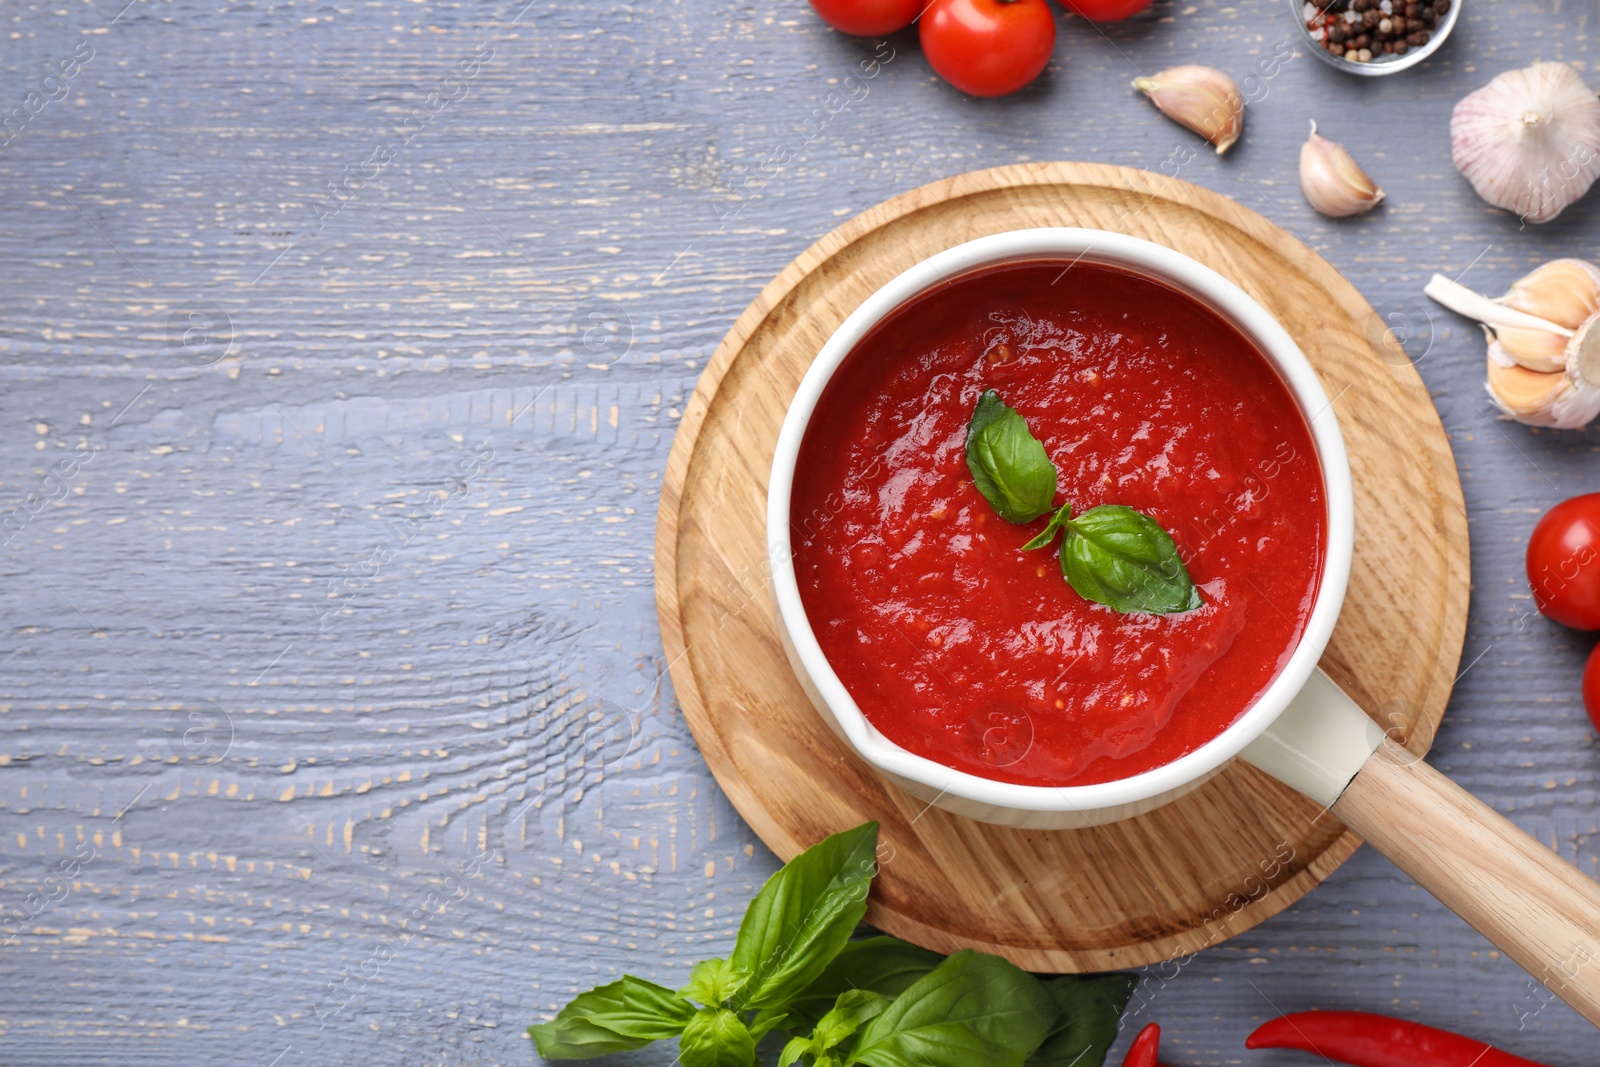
1122;1022;1161;1067
1245;1011;1551;1067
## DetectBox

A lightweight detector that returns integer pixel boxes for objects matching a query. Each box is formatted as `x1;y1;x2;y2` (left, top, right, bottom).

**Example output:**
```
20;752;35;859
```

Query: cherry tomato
1121;1023;1161;1067
919;0;1056;98
808;0;925;35
1583;644;1600;733
1527;493;1600;629
1059;0;1153;20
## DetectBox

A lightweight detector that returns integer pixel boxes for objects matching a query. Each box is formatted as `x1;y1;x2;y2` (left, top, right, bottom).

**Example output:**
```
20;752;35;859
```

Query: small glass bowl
1290;0;1461;76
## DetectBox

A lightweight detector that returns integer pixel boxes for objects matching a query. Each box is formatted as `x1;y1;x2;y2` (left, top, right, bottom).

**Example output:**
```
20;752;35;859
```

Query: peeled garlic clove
1132;66;1243;155
1505;258;1600;330
1300;121;1384;218
1451;62;1600;224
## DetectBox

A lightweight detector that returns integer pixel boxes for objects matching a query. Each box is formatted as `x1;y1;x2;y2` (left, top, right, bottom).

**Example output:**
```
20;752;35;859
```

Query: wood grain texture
657;162;1470;972
1335;739;1600;1027
1;0;1599;1062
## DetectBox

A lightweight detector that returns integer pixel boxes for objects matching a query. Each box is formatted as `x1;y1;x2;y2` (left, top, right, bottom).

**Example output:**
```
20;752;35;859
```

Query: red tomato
1527;494;1600;629
1059;0;1152;20
919;0;1056;97
808;0;925;35
1583;644;1600;733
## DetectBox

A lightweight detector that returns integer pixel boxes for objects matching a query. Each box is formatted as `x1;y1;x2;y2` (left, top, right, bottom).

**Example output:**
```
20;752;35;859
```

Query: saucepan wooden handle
1333;739;1600;1027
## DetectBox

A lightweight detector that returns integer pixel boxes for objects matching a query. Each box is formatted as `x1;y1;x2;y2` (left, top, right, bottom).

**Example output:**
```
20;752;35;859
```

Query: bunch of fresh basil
530;822;1136;1066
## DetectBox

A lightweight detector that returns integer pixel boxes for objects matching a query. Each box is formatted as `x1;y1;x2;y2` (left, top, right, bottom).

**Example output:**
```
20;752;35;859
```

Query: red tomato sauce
790;260;1325;787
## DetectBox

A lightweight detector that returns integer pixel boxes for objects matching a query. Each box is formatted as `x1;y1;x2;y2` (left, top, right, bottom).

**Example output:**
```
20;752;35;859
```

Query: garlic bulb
1300;122;1384;218
1451;62;1600;224
1426;261;1600;428
1132;66;1243;155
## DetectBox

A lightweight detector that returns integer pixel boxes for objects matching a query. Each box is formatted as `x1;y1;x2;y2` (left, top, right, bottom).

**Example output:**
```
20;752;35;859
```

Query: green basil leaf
528;975;695;1060
679;1008;757;1067
749;1006;793;1041
814;988;891;1050
847;950;1054;1067
780;1035;816;1067
1060;505;1201;615
785;936;945;1032
1026;974;1139;1067
679;957;752;1007
728;822;879;1011
966;390;1058;524
780;988;891;1067
1022;503;1073;552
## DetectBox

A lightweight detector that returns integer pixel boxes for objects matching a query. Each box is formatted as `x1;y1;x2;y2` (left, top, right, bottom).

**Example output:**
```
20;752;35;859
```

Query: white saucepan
767;228;1600;1028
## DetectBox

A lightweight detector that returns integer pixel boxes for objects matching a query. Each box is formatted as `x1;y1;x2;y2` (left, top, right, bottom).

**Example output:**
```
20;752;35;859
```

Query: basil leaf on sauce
964;391;1200;615
965;390;1058;524
1058;504;1202;616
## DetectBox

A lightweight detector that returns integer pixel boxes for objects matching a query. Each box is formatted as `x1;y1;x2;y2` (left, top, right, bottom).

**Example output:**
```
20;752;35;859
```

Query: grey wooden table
2;0;1599;1063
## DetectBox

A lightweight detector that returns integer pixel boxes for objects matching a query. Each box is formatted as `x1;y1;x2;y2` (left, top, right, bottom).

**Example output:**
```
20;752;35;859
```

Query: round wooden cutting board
655;163;1469;972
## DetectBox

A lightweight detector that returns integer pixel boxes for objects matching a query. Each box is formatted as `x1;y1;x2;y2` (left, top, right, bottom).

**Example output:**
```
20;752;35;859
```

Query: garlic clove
1451;62;1600;224
1300;122;1384;218
1483;330;1600;429
1132;66;1243;155
1505;258;1600;330
1545;374;1600;430
1486;356;1571;418
1495;321;1572;372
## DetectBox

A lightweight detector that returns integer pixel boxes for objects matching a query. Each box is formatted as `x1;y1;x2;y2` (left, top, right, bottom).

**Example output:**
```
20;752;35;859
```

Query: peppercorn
1307;0;1434;65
